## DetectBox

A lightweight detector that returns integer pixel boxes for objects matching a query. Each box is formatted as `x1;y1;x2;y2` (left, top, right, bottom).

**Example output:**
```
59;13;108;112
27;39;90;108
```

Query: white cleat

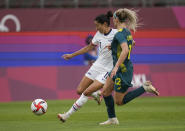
93;91;102;105
143;81;159;96
57;113;67;123
99;118;119;125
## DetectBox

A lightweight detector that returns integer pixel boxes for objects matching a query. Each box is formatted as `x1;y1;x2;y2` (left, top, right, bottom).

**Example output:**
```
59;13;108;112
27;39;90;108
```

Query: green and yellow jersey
111;28;134;92
111;28;133;73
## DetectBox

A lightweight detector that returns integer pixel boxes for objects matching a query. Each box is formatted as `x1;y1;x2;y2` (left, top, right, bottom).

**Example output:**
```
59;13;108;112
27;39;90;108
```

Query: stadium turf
0;97;185;131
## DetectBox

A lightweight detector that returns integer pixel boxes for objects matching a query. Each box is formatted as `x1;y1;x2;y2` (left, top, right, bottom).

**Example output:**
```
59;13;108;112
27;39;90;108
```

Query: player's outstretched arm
62;43;95;60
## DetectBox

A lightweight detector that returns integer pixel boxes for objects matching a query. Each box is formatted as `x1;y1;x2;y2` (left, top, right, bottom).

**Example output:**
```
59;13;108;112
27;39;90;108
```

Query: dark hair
94;11;113;26
85;35;93;45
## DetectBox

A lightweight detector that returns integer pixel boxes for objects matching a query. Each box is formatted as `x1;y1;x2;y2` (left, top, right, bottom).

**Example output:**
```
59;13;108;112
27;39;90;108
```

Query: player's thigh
76;76;93;95
114;91;127;106
83;80;104;96
102;76;114;97
76;65;99;94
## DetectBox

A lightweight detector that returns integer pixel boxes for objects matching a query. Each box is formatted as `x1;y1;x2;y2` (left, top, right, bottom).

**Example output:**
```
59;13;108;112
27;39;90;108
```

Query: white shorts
85;65;109;84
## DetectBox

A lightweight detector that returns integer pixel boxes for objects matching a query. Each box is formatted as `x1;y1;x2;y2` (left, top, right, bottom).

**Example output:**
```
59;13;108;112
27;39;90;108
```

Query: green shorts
110;67;133;93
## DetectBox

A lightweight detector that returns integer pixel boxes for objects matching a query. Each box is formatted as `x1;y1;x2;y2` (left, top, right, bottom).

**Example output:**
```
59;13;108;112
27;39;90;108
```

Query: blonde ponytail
114;8;139;32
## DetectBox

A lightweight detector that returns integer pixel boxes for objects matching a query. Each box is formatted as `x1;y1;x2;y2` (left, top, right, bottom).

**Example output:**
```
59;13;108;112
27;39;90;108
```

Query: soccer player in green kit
100;8;159;124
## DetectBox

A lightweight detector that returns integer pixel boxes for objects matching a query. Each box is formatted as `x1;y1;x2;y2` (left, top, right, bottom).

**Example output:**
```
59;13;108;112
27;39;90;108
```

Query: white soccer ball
31;99;48;115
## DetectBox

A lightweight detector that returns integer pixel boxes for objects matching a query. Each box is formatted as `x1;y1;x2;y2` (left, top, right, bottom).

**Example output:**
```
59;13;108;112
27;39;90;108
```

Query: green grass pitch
0;97;185;131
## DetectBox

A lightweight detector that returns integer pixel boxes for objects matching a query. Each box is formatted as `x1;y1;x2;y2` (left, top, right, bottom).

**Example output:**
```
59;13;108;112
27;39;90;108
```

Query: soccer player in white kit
58;11;119;125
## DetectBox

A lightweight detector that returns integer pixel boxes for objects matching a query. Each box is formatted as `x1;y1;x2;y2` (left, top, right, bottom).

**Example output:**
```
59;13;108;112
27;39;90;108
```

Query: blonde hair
114;8;139;32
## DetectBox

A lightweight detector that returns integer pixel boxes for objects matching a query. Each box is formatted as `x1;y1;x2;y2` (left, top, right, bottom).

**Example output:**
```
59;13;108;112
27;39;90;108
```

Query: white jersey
91;29;118;72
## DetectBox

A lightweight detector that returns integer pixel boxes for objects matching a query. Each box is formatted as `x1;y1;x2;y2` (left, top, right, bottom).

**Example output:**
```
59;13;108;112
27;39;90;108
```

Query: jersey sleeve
91;32;99;46
115;32;127;45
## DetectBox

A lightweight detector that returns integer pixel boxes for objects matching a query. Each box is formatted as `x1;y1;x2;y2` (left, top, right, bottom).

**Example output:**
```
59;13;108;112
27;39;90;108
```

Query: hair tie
113;12;117;18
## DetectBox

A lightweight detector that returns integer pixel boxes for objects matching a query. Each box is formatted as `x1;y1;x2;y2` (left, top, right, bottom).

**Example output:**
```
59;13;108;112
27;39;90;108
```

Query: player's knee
83;90;91;96
115;99;123;106
102;89;112;97
101;90;108;97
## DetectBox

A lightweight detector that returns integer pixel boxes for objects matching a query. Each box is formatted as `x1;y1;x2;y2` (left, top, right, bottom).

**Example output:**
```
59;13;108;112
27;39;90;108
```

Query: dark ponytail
106;11;113;19
95;11;113;26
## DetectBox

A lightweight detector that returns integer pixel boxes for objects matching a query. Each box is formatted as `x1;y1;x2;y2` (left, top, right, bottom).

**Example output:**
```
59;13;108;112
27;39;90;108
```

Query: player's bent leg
116;84;148;105
83;80;103;96
118;81;159;106
76;76;93;95
101;76;114;97
90;71;110;105
83;80;103;105
114;91;127;106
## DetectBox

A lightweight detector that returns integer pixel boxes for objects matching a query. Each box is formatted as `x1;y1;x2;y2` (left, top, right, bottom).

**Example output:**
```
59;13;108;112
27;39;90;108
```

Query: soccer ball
31;99;47;115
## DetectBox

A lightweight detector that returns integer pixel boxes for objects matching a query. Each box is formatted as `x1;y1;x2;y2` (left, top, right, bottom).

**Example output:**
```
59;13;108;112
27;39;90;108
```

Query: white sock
91;90;99;98
65;93;88;118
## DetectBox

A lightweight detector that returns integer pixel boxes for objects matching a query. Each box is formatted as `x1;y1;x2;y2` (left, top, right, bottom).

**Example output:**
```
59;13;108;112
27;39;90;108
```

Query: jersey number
115;78;121;90
99;41;101;49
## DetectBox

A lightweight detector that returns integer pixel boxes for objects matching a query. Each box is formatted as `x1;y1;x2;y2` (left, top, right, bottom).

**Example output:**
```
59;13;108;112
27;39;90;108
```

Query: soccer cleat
143;81;159;96
93;90;102;105
57;113;67;122
99;118;119;125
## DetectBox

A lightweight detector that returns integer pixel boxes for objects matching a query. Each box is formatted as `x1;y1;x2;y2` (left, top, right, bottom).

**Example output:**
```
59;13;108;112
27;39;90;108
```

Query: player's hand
62;54;73;60
111;66;118;78
105;44;111;50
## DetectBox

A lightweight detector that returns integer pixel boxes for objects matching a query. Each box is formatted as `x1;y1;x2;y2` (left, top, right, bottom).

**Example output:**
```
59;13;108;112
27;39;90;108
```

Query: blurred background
0;0;185;102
